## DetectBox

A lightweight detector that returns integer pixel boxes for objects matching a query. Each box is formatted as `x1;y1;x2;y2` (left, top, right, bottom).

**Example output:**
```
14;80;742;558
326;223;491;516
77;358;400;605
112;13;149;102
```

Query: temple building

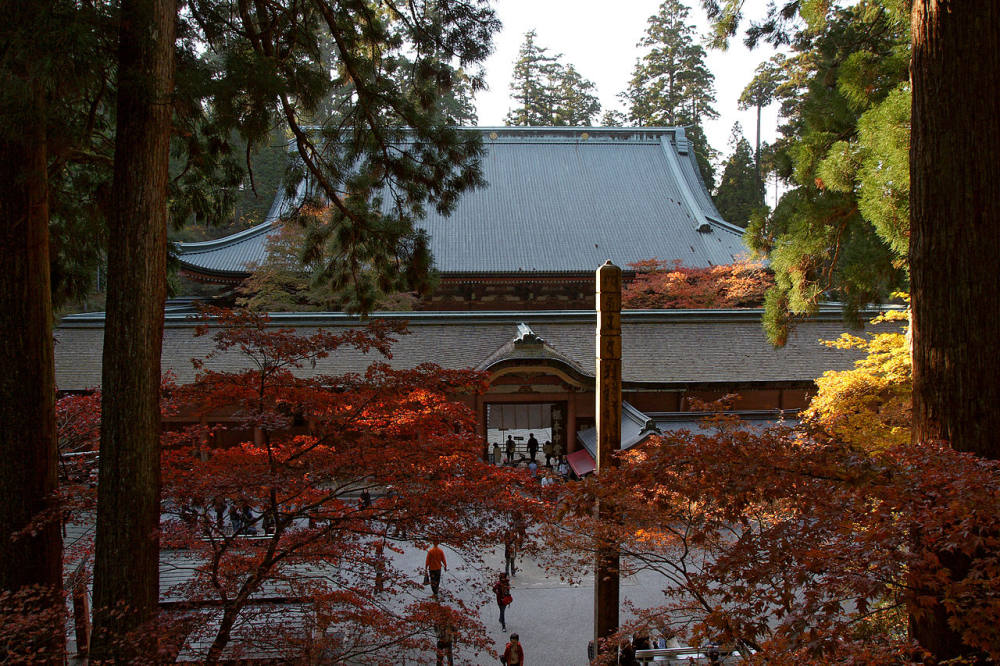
56;127;886;474
176;127;745;310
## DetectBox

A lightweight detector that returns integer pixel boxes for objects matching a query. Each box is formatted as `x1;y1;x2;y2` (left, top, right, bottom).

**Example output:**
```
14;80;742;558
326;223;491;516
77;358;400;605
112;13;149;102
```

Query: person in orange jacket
425;541;447;596
500;633;524;665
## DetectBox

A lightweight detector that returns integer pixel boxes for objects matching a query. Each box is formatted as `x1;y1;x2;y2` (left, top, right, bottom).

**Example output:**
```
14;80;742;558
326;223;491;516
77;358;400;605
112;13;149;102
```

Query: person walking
229;502;242;535
435;619;454;666
543;440;553;468
526;433;538;462
492;441;502;465
505;435;516;463
503;533;517;577
493;573;512;632
425;541;447;596
374;539;386;594
500;632;523;665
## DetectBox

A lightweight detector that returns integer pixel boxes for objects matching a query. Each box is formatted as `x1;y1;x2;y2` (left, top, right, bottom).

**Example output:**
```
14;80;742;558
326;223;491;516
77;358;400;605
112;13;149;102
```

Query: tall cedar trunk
754;103;762;204
909;0;1000;660
90;0;175;659
0;81;65;659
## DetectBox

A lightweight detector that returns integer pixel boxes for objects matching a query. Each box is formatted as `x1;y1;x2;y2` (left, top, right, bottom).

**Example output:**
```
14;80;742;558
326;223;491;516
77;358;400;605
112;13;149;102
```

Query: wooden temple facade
55;127;889;472
56;308;887;473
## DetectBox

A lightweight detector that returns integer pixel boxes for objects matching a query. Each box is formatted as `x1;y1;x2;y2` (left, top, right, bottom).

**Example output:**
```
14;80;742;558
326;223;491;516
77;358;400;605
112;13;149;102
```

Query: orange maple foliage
622;259;773;309
30;310;542;664
547;412;1000;663
156;308;540;663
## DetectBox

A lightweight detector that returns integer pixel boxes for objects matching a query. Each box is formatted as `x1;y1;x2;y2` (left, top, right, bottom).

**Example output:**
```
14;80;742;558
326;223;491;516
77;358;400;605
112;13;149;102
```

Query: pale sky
473;0;783;180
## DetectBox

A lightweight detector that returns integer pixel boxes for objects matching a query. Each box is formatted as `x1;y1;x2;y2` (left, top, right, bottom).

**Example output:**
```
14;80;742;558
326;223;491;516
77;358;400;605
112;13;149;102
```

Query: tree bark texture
90;0;175;659
0;79;64;658
909;0;1000;659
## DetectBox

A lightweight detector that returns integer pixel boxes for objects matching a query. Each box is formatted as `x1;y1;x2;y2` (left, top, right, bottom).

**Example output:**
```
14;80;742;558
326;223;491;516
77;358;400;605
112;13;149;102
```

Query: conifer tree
505;31;559;125
505;30;601;126
909;0;1000;653
707;1;910;343
622;0;718;186
713;123;764;227
738;55;784;198
3;0;501;659
0;1;116;657
601;109;627;127
552;64;602;126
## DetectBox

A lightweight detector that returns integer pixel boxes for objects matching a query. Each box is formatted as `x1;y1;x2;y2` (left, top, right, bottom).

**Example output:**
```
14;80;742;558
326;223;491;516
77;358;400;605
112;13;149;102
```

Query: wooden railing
635;645;744;664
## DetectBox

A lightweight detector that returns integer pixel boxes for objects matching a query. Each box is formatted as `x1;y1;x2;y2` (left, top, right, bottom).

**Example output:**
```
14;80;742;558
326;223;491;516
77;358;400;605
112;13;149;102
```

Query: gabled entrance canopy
477;323;592;391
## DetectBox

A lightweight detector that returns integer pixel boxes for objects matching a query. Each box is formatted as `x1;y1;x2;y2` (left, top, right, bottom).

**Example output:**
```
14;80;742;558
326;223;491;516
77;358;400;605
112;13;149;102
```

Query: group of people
423;542;525;664
422;534;532;665
208;497;275;536
589;632;686;664
492;432;568;471
492;573;526;665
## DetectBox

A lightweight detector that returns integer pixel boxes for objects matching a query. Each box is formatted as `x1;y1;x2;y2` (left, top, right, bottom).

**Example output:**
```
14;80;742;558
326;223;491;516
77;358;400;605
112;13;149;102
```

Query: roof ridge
177;220;276;253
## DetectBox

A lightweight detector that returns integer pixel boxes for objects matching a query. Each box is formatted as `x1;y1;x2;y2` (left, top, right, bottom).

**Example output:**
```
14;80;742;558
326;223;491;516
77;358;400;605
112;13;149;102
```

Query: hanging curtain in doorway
487;403;552;430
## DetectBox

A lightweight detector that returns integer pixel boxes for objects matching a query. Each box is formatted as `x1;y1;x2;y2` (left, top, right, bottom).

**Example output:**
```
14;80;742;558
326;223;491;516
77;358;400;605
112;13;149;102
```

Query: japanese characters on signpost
594;260;622;659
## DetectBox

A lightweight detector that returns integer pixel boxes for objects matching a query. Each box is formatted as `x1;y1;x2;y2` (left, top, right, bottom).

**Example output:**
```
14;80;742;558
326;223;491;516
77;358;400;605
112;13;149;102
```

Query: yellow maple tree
803;306;911;452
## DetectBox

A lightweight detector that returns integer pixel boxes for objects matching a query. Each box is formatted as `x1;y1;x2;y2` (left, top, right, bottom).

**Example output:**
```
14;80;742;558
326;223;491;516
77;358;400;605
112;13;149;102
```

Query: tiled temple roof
55;308;896;391
177;127;747;280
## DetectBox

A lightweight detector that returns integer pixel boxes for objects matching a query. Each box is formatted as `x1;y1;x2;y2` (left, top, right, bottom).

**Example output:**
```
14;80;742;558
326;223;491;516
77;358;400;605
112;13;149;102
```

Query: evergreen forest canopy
1;0;503;660
503;30;602;126
26;0;492;314
708;0;912;343
501;0;910;335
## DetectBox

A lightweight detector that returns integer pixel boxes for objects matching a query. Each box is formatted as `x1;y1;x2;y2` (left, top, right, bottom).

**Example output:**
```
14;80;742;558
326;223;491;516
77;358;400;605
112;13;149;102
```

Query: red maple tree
548;409;1000;663
24;310;541;663
154;308;539;663
622;259;773;310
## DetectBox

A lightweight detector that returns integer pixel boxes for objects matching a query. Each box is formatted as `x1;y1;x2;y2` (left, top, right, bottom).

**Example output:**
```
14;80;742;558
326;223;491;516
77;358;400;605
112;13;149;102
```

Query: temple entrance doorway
486;402;567;466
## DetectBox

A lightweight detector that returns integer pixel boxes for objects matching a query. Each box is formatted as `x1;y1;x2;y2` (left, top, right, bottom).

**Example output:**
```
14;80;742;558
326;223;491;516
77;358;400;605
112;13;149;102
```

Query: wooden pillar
594;261;621;659
72;577;90;657
476;393;488;460
567;393;577;454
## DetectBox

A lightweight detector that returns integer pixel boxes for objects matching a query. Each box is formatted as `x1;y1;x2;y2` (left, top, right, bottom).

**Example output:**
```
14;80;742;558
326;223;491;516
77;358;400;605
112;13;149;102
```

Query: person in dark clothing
359;488;371;509
493;573;512;631
214;498;226;531
526;433;538;461
435;619;454;666
229;503;242;534
262;508;276;534
619;638;638;666
240;502;256;535
504;533;517;577
505;435;516;463
374;539;386;593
